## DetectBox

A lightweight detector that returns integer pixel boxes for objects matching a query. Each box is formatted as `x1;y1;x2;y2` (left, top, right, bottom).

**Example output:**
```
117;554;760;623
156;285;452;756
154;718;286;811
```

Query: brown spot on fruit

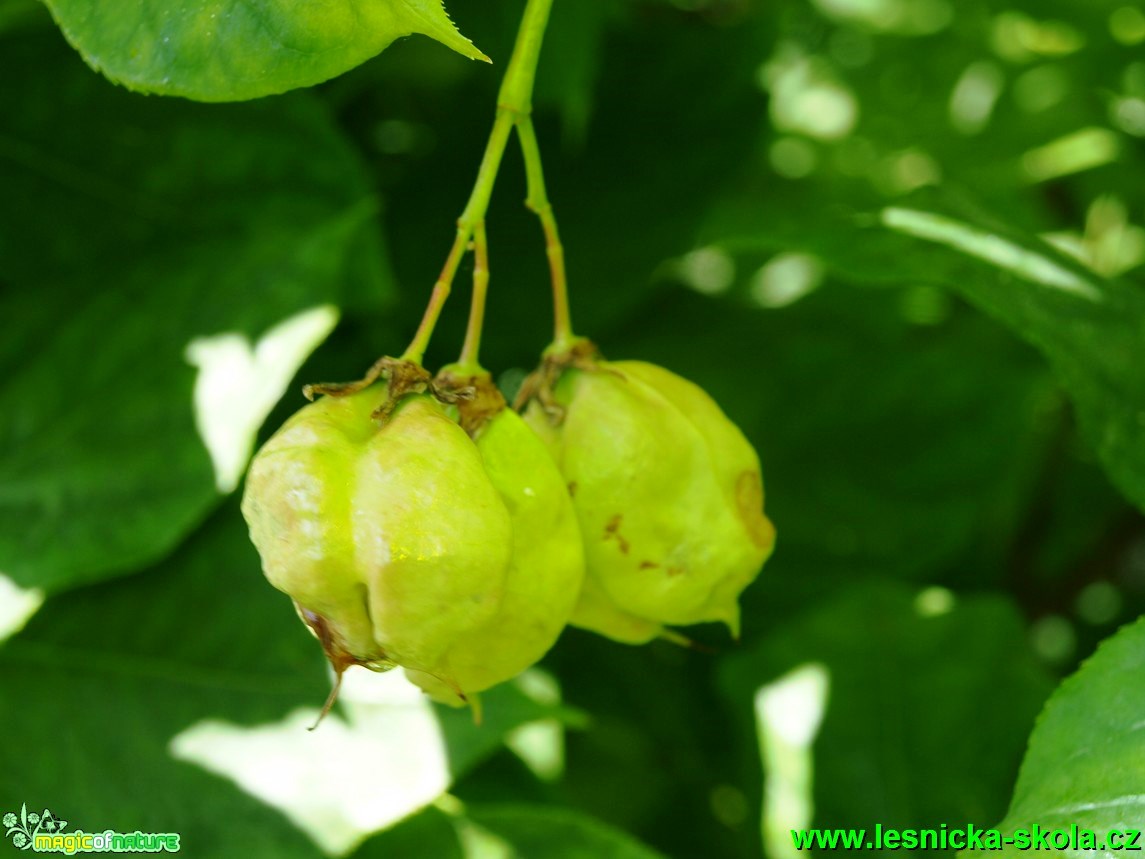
666;565;686;577
736;470;775;550
603;514;630;554
568;481;578;497
639;560;659;570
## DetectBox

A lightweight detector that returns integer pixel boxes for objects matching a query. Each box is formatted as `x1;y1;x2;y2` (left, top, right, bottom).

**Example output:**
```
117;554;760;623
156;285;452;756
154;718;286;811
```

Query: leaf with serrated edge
966;617;1145;857
42;0;488;102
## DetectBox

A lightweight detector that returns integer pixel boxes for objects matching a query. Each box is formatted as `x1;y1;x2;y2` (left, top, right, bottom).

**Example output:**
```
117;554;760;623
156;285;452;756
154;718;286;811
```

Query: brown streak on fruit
736;470;775;550
639;560;659;570
298;605;394;730
666;565;686;577
604;514;630;554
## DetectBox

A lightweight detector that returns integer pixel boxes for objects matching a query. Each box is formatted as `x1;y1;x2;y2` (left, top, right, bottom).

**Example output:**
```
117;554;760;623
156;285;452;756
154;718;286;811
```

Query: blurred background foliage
2;0;1145;856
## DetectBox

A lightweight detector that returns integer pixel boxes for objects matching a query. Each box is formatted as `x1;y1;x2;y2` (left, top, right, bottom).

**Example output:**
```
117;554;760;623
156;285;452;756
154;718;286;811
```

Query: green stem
457;221;490;371
401;0;556;366
517;116;574;348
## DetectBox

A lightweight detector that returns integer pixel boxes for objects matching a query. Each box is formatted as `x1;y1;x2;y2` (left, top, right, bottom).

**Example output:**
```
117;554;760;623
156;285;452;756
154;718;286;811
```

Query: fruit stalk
401;0;556;366
517;115;575;349
456;220;490;372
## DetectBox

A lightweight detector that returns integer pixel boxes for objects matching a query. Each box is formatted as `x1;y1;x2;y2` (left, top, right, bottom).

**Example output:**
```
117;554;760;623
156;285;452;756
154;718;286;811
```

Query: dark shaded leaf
0;31;389;593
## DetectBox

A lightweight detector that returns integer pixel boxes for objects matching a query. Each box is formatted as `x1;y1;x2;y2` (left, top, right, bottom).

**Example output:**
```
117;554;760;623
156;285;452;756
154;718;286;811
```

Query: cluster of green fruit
240;339;775;711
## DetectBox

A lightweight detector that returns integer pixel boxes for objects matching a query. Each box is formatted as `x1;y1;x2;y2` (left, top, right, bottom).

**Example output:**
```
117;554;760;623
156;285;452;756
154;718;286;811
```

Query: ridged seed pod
523;351;775;644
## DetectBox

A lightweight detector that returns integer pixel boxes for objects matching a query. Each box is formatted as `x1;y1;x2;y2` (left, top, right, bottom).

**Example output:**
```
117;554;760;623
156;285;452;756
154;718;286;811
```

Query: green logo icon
3;805;64;851
2;805;179;853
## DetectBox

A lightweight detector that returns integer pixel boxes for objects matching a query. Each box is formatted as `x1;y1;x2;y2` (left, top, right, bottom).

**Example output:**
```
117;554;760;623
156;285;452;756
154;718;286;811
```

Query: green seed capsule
523;355;775;644
241;387;513;691
405;388;585;705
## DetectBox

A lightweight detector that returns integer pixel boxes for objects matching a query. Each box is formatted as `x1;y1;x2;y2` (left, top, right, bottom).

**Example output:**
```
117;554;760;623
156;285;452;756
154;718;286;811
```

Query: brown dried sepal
303;357;475;423
513;338;616;424
297;604;396;730
434;369;507;438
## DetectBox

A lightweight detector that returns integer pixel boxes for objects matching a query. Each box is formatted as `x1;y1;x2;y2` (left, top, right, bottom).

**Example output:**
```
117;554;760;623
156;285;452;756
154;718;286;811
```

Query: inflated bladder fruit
241;368;584;711
241;383;514;701
520;342;776;644
404;369;585;706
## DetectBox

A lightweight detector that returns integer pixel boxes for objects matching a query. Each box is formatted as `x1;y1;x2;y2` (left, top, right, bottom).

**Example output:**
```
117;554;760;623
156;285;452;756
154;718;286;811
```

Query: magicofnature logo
3;805;179;854
3;806;66;851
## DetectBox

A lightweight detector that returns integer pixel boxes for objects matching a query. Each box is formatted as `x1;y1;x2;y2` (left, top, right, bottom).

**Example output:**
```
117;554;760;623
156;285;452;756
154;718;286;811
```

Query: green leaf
878;198;1145;517
465;805;669;859
41;0;487;102
971;616;1145;858
706;183;1145;518
0;32;390;594
532;1;616;142
0;0;42;33
0;504;565;858
355;807;464;858
720;582;1054;845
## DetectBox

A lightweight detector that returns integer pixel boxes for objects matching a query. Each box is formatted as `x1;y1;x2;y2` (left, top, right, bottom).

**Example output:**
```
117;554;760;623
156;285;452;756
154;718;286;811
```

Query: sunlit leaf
42;0;487;102
967;616;1145;857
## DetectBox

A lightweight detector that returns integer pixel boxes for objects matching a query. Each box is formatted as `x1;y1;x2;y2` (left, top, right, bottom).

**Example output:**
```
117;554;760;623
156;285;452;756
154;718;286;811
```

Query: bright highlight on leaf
1021;128;1120;183
761;42;859;141
949;61;1004;136
185;305;340;494
503;670;566;783
914;586;956;618
750;252;824;308
755;663;830;859
0;574;44;643
169;667;563;856
881;207;1101;300
169;669;454;857
42;0;488;102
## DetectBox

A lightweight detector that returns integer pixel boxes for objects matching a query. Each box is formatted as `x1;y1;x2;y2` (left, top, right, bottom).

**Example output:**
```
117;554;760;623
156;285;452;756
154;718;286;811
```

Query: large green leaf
706;186;1145;518
721;582;1054;846
0;0;40;32
0;31;389;595
356;807;464;859
880;201;1145;519
41;0;486;102
0;504;565;858
466;805;669;858
970;616;1145;858
694;0;1145;519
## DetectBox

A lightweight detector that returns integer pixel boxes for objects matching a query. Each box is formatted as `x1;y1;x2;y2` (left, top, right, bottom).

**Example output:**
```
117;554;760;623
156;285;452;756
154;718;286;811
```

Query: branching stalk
401;0;557;367
457;221;490;370
516;116;574;348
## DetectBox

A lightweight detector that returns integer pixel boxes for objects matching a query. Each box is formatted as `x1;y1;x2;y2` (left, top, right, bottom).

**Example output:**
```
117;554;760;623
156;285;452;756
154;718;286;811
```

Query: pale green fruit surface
241;388;512;683
524;360;775;643
407;408;585;704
